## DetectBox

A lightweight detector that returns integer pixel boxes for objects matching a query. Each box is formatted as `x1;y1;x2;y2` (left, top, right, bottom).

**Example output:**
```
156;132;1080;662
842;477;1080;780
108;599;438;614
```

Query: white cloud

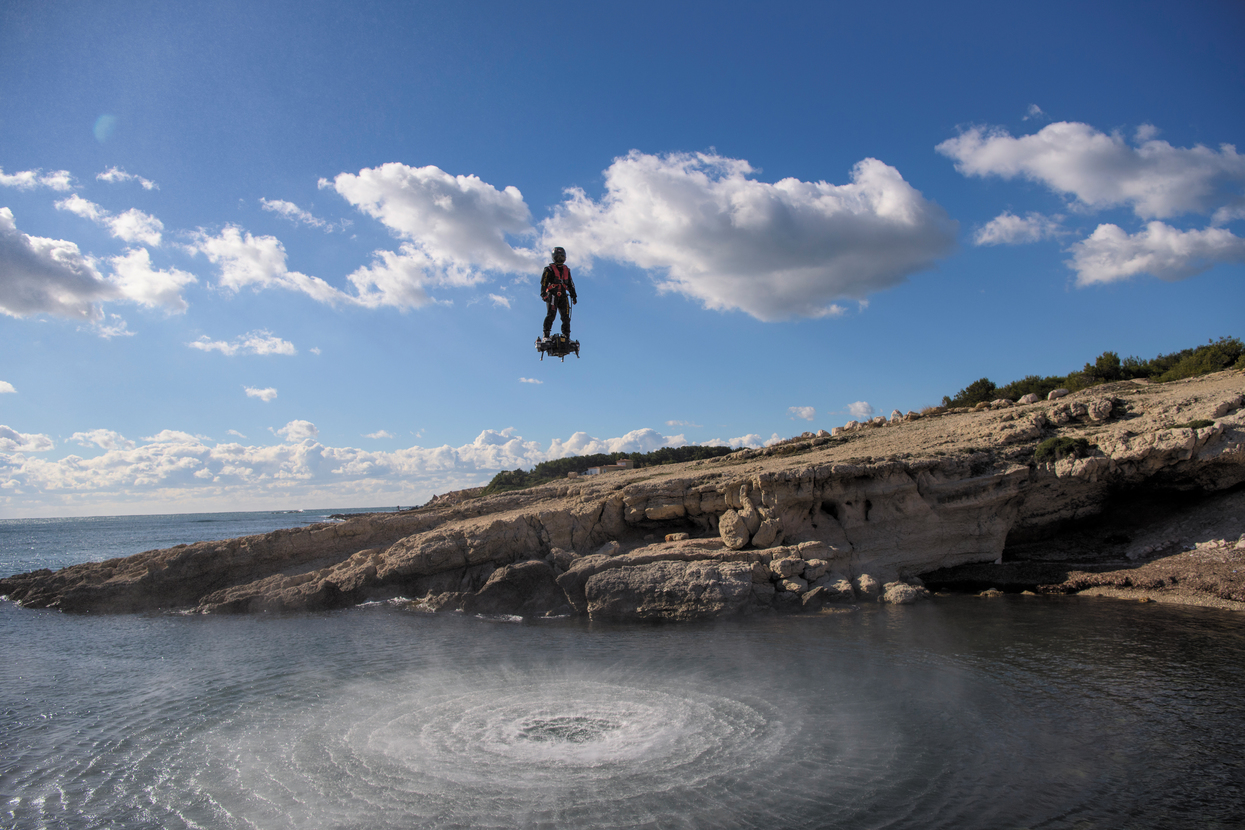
260;198;331;230
542;151;956;321
666;419;702;428
365;430;394;439
545;428;686;457
788;406;815;421
0;167;74;191
973;211;1064;245
0;424;782;511
0;425;54;452
519;377;543;384
277;420;319;443
330;162;541;273
97;166;158;190
847;401;876;419
143;430;203;444
89;313;134;339
56;194;164;246
1067;222;1245;285
189;330;297;356
245;386;279;402
227;429;247;439
488;293;511;308
938;121;1245;220
71;429;136;450
1022;104;1046;122
108;248;196;312
0;381;14;394
0;207;115;319
188;225;349;304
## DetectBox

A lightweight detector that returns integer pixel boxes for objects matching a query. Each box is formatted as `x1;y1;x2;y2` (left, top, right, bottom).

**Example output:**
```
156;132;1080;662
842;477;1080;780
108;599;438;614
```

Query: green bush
943;337;1241;407
1034;436;1092;463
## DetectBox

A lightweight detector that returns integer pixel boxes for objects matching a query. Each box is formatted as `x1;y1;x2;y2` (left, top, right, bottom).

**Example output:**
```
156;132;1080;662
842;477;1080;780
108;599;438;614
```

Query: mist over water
3;514;1244;828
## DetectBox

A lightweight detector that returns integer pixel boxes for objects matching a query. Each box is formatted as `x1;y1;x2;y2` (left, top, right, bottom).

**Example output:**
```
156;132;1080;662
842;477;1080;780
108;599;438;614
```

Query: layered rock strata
3;372;1243;619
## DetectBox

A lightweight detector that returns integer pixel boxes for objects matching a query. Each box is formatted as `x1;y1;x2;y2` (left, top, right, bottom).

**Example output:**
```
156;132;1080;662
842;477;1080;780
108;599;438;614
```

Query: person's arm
568;270;577;303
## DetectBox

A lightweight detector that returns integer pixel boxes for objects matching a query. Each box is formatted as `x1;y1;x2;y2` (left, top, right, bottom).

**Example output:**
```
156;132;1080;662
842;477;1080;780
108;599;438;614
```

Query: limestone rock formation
3;371;1243;619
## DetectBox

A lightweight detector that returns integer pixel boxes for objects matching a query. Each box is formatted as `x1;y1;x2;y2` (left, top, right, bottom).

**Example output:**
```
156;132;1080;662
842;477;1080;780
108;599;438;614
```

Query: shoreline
3;371;1243;620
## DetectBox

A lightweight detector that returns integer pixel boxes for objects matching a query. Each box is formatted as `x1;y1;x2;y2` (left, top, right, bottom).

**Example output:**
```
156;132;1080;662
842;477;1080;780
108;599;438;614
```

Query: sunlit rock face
4;374;1243;619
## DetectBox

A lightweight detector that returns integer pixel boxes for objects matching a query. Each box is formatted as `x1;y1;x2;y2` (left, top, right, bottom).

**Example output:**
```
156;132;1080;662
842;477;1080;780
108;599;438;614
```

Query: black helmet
552;247;566;263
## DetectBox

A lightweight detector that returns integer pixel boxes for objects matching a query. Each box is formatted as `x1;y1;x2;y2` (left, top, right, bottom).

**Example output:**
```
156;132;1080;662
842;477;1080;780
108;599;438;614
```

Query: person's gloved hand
572;297;577;304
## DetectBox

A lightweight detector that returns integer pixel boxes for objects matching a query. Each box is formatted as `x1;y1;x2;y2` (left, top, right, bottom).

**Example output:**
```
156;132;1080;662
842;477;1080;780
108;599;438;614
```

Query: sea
2;509;1243;830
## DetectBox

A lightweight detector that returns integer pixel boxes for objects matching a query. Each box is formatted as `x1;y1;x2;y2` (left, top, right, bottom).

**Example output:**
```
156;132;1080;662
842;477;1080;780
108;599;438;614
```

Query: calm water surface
2;514;1243;829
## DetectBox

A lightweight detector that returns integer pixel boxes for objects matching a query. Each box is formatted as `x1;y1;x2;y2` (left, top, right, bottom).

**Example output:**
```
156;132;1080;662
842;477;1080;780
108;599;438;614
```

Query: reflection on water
2;596;1243;829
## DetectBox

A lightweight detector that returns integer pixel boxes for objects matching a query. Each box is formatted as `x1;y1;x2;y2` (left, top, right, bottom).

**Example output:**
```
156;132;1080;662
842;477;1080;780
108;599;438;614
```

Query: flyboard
535;334;580;361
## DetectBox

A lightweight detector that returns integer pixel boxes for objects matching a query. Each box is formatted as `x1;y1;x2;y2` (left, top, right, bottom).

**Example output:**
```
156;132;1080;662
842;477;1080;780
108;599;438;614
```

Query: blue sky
1;0;1243;518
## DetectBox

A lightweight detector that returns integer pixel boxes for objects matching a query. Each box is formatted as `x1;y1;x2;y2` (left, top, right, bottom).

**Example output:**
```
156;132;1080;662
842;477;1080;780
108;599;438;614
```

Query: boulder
880;581;930;604
1018;393;1041;405
803;558;829;581
779;576;808;594
854;573;881;600
769;557;805;578
1048;388;1070;400
584;560;755;621
750;517;784;549
801;586;830;611
719;509;751;550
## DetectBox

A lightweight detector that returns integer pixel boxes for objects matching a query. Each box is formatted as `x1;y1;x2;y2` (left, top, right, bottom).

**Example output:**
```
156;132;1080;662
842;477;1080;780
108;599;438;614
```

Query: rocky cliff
4;372;1244;618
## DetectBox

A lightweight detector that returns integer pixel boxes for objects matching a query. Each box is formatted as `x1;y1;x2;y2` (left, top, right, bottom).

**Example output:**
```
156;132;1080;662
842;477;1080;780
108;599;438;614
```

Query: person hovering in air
540;246;577;341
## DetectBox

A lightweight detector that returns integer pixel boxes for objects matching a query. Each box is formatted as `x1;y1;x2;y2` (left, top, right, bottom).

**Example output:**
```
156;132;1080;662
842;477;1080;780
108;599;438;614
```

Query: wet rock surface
3;371;1244;618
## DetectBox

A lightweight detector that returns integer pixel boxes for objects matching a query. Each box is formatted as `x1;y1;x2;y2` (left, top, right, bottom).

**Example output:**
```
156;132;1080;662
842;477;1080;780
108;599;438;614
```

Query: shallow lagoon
3;593;1243;829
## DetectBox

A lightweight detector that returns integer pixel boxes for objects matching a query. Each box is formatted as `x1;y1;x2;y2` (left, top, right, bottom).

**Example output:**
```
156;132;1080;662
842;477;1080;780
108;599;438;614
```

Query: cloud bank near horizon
0;422;770;514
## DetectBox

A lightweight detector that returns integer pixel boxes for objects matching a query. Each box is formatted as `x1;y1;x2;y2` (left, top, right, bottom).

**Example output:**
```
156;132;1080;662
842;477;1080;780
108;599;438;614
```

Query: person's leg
543;302;557;337
559;298;572;338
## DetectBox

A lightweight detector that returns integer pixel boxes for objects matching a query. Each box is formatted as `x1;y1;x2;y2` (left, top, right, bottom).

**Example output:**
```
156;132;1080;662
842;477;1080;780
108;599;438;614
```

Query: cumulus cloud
188;225;348;304
327;164;542;310
245;386;279;402
542;151;956;321
365;430;394;439
0;207;114;319
330;163;540;270
666;419;703;428
109;248;196;312
937;122;1245;220
277;420;319;443
702;433;781;449
545;428;686;458
0;167;74;191
56;194;164;246
519;377;543;384
1022;104;1046;122
0;381;15;394
189;330;297;356
97;166;158;190
973;211;1064;245
260;198;331;230
788;406;816;421
1067;222;1245;285
71;429;136;450
488;293;511;308
847;401;876;420
0;425;54;452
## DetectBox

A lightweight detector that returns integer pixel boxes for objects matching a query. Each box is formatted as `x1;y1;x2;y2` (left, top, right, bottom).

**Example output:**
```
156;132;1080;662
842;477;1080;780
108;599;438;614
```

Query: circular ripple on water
205;675;794;829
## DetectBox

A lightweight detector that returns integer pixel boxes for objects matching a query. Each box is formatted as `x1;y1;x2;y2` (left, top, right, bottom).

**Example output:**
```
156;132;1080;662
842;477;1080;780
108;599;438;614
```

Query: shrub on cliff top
944;336;1242;407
